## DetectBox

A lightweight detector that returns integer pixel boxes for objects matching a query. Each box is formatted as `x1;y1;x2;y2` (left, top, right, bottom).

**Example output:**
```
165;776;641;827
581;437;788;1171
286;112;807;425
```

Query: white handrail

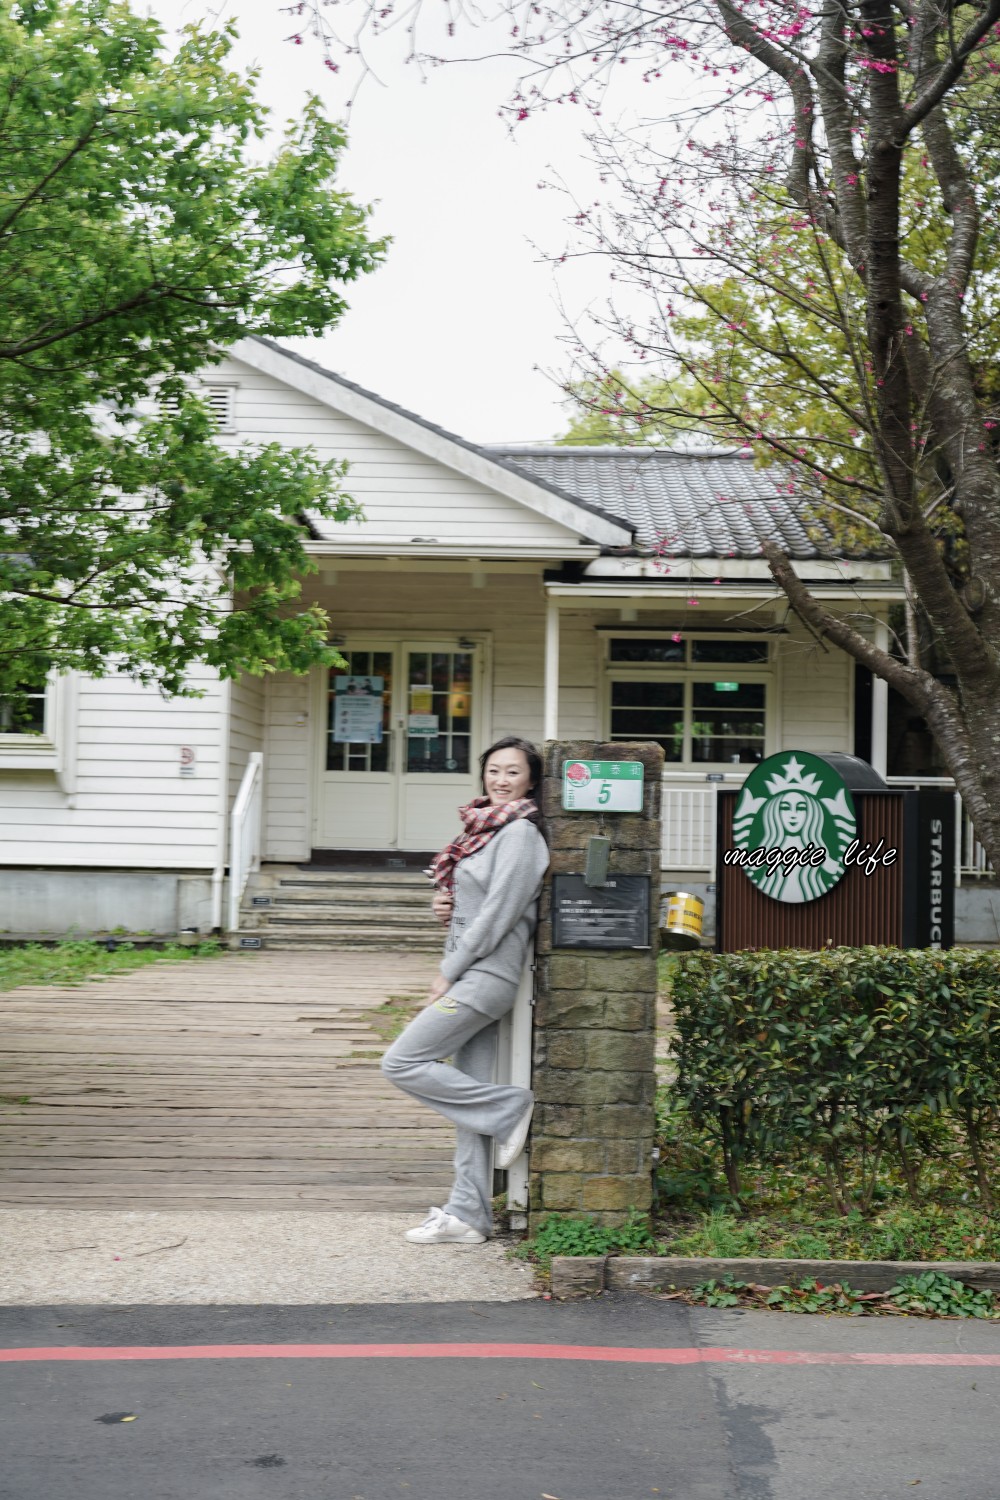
886;775;992;880
227;752;264;933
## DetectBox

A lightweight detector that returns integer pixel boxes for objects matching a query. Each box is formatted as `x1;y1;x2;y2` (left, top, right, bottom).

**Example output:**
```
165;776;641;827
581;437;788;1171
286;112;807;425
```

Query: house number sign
561;759;644;812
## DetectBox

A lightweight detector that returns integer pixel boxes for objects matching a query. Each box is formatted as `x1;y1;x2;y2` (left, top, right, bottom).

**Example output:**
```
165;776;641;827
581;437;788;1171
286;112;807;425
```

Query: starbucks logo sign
729;752;857;904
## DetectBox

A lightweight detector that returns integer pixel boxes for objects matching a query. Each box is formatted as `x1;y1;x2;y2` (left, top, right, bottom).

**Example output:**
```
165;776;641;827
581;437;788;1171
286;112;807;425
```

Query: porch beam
544;583;905;602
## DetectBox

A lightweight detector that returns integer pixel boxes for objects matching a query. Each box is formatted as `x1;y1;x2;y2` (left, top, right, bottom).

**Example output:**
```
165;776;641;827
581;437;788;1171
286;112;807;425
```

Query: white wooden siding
211;355;588;551
228;673;266;807
0;670;225;868
776;618;853;753
264;672;312;863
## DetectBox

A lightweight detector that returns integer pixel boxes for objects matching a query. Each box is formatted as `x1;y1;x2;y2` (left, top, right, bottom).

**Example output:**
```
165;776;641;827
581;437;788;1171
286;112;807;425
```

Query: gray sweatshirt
438;818;550;1019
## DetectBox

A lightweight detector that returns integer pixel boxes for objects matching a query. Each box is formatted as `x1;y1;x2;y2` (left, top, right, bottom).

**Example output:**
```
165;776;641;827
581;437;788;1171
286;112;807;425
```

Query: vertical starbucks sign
728;752;857;903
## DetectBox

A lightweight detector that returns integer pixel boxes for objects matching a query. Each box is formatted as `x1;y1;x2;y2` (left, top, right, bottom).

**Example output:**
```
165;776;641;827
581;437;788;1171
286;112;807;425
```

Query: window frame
600;631;776;769
0;673;76;780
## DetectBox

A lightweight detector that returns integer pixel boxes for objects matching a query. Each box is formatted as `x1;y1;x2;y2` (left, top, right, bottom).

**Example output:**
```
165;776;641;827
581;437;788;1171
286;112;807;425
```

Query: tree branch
899;0;1000;139
761;538;961;721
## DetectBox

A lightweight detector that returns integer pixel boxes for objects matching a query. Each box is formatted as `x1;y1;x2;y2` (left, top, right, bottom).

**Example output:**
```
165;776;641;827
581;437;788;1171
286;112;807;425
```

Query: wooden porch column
543;597;560;741
871;617;889;777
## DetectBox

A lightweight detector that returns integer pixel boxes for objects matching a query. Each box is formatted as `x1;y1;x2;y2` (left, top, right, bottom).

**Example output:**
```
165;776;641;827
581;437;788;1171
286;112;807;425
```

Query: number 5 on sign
562;760;644;812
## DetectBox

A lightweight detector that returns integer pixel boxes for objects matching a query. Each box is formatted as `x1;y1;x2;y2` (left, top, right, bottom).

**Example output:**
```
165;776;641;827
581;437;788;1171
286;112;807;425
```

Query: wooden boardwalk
0;951;455;1212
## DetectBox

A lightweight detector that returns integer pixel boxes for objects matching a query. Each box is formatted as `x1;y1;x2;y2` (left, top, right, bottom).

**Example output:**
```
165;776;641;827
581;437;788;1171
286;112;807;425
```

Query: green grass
653;1086;1000;1263
659;1204;1000;1262
366;994;424;1046
0;938;223;992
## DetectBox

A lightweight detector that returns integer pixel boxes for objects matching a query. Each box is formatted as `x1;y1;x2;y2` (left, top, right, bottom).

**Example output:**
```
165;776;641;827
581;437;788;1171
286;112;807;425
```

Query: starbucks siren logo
729;752;857;904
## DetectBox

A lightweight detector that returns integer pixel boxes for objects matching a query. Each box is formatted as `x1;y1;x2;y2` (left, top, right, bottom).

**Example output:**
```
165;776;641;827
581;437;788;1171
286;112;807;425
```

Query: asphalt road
3;1297;1000;1500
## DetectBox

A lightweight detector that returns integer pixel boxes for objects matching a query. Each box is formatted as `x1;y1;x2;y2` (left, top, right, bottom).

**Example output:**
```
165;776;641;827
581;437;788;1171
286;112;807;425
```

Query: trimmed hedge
668;947;1000;1213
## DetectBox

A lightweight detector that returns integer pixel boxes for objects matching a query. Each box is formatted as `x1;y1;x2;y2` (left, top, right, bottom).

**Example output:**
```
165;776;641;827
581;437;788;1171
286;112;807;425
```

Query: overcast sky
152;0;638;443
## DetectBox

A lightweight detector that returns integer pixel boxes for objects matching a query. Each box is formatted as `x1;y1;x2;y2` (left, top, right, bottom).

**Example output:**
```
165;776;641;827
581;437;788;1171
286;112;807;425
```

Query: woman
382;736;549;1245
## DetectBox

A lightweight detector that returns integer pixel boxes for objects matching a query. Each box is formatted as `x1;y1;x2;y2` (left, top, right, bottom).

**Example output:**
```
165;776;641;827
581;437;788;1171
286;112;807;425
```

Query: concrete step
270;886;434;908
278;872;430;888
240;867;443;950
230;930;442;952
260;905;439;926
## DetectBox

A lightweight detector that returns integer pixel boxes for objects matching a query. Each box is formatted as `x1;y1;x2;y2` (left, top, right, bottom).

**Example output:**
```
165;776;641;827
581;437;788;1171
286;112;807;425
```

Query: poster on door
332;676;384;743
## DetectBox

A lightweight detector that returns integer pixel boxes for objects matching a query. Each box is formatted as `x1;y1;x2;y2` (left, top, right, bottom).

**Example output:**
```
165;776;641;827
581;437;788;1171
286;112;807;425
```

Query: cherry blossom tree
287;0;1000;867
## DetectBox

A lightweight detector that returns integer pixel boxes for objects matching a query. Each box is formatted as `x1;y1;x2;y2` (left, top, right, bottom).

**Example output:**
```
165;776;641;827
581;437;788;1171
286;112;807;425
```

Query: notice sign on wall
562;759;644;812
552;874;651;950
333;676;384;744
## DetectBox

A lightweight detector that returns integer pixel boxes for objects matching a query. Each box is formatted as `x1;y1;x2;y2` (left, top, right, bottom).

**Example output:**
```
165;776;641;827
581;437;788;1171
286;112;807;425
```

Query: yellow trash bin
659;891;705;951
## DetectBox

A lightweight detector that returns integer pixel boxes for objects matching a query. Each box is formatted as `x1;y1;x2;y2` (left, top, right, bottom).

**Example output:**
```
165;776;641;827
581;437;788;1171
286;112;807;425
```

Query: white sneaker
404;1207;486;1244
496;1099;534;1170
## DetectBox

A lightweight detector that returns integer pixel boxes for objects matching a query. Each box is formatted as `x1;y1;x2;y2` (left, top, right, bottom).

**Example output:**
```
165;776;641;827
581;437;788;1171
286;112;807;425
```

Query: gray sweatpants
381;998;532;1237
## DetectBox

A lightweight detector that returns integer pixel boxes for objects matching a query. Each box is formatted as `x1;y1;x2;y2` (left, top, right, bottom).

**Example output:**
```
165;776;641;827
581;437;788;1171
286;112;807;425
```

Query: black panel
552;875;651;950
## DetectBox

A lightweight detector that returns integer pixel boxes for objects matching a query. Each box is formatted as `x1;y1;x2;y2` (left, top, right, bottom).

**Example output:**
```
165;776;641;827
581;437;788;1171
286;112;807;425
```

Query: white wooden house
4;335;990;941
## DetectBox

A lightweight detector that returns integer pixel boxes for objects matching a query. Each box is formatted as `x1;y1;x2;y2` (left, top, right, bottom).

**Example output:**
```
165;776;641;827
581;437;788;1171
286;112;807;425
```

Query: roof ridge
487;444;753;459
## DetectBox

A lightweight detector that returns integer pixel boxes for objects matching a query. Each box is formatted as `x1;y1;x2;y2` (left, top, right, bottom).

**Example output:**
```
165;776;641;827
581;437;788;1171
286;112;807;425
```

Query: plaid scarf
426;796;539;894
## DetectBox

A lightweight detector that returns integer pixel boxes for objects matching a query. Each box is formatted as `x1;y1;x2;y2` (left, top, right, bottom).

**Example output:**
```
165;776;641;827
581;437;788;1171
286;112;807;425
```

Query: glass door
398;643;480;849
314;645;397;849
313;639;484;851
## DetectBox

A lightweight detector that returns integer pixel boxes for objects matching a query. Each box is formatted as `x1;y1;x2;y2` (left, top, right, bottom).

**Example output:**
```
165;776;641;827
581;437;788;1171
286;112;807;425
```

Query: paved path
4;1299;1000;1499
0;952;538;1304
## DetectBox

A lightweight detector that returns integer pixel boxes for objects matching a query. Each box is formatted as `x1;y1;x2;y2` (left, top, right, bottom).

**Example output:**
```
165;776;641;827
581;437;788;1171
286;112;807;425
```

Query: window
326;650;394;772
609;635;769;666
690;682;766;763
0;671;74;778
0;684;46;735
605;634;771;766
610;681;684;760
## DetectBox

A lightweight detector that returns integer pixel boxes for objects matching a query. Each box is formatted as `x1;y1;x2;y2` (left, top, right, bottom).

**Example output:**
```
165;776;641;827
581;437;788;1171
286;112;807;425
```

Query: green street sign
562;759;644;812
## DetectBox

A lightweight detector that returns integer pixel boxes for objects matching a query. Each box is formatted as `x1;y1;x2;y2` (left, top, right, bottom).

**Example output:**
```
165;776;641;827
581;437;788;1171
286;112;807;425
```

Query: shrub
667;947;1000;1213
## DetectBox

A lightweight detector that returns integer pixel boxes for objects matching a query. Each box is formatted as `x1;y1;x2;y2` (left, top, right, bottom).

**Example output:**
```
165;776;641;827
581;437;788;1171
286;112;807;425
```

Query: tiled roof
486;445;879;560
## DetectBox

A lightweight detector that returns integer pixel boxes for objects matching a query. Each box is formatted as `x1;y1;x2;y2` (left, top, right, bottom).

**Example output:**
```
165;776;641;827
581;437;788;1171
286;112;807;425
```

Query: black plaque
552;874;651;950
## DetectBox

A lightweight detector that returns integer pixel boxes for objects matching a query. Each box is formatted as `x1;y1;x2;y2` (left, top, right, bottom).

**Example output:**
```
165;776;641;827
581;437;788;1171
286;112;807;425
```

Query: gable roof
489;446;888;561
229;339;633;550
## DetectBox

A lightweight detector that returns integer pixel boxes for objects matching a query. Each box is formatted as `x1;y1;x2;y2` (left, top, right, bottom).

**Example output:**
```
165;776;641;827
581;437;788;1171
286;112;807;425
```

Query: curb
549;1255;1000;1298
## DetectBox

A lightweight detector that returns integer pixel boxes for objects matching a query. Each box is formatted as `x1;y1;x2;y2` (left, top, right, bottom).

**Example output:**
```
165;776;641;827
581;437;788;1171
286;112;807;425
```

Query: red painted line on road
2;1342;1000;1367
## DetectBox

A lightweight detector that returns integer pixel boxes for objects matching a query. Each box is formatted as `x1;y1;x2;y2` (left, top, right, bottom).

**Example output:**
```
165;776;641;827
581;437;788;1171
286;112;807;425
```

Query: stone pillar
529;740;663;1229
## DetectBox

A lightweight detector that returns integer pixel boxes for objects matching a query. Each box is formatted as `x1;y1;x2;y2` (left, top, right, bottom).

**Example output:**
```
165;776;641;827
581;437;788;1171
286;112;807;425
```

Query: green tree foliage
557;370;714;446
0;0;385;711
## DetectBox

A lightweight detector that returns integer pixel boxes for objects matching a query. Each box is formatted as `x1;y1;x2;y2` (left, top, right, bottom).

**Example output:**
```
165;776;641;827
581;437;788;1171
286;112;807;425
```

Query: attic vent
160;382;236;433
204;384;236;432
